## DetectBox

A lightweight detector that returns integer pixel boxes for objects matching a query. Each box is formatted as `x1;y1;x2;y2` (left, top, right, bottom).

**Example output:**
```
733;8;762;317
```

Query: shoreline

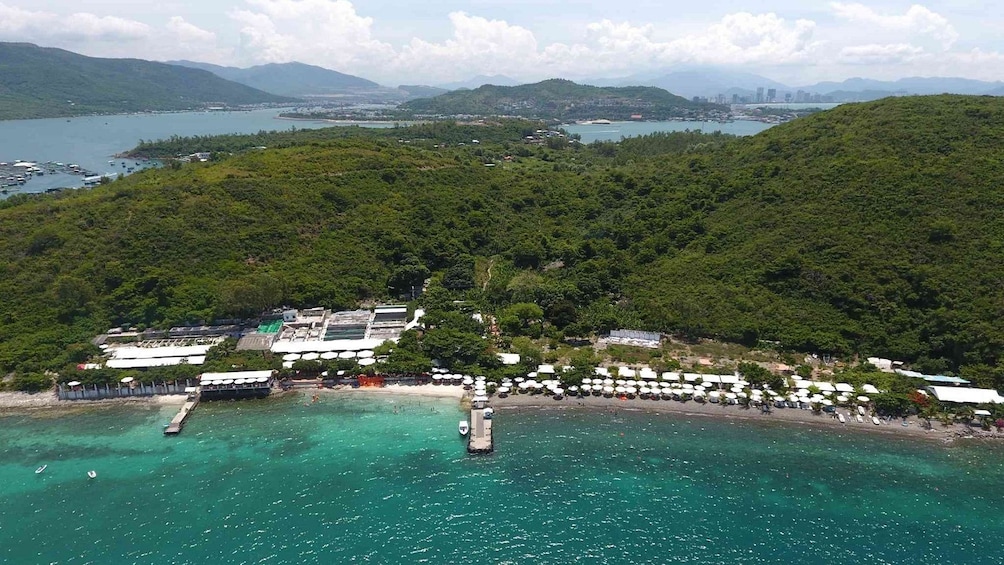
4;387;1000;445
490;394;996;444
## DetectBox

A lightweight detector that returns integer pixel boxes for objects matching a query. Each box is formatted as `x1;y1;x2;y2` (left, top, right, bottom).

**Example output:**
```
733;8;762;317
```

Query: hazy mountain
437;75;520;90
800;77;1004;96
0;43;291;120
169;60;380;97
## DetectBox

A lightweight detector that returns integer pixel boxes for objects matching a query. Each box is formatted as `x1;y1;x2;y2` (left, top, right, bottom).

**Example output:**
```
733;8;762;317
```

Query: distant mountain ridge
168;60;379;97
437;75;520;90
0;43;292;120
601;67;1004;102
400;79;723;120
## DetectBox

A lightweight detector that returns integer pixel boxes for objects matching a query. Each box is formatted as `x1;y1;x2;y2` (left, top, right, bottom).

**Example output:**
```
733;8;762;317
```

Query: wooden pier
164;393;199;435
467;407;493;454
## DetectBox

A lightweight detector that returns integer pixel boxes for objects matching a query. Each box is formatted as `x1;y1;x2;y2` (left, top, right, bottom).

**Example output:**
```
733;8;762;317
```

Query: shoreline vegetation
4;386;1000;445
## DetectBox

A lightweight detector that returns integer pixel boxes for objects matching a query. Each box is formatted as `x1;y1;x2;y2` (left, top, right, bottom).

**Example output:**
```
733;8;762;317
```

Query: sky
1;1;1002;86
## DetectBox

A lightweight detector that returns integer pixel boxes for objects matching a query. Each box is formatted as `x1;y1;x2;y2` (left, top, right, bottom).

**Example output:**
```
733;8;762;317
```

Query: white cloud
166;16;217;44
830;3;958;49
838;43;924;64
229;0;395;68
0;2;150;43
388;11;819;82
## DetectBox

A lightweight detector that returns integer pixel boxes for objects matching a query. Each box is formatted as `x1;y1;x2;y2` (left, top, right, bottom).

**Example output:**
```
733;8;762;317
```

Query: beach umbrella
625;386;637;395
355;350;374;359
856;395;870;402
301;352;320;361
67;380;81;387
282;361;294;369
615;385;626;394
821;399;833;406
338;351;356;359
282;353;301;361
515;377;525;383
358;358;376;366
121;376;134;383
581;378;592;385
320;352;338;360
615;379;626;386
837;395;849;403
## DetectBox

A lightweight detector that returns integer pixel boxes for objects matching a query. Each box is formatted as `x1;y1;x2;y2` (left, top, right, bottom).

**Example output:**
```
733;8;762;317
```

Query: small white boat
838;413;846;423
857;405;866;416
459;420;470;436
87;470;97;479
35;465;47;474
871;416;881;425
856;414;864;423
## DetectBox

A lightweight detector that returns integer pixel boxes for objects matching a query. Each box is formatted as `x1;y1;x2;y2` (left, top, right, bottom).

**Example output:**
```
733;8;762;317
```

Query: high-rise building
732;94;740;104
755;87;764;103
767;88;777;103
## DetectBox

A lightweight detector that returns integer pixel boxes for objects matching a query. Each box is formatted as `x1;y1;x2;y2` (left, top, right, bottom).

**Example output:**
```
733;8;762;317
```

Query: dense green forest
2;95;1004;390
0;43;293;120
399;79;725;120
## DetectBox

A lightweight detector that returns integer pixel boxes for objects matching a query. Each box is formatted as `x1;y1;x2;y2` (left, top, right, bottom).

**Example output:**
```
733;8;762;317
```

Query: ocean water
2;393;1002;564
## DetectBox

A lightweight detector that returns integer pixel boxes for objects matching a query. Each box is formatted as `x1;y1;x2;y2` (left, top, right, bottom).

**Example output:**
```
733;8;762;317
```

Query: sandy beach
323;384;465;399
0;391;186;414
489;393;998;443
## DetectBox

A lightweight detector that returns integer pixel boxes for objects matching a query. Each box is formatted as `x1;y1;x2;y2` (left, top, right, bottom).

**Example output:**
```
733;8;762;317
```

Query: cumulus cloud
389;11;819;82
166;16;216;44
0;2;150;43
229;0;395;68
830;3;958;49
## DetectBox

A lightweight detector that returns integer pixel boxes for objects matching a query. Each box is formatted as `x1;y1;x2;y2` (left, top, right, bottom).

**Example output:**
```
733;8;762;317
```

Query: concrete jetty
467;407;493;454
164;392;199;435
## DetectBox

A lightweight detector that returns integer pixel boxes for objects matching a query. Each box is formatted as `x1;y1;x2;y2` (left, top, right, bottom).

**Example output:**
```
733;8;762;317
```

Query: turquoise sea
3;393;1002;564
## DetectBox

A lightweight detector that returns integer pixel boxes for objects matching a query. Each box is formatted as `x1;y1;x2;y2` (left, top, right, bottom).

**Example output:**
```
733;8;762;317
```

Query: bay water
2;392;1002;564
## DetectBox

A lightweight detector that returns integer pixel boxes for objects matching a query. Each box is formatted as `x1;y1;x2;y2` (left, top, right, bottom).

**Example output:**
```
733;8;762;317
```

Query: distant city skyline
1;1;1001;86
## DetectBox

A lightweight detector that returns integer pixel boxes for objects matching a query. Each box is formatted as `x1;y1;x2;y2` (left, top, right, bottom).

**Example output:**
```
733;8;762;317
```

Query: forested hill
1;96;1004;385
0;43;294;120
399;79;724;120
168;60;380;97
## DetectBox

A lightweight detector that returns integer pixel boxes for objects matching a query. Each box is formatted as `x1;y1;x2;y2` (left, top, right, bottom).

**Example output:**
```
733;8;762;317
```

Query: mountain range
587;67;1004;101
0;43;291;120
168;60;380;97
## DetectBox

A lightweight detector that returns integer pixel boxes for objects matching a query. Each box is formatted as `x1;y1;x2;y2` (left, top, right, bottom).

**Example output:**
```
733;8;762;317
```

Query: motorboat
856;414;864;423
35;465;47;474
837;413;846;423
857;405;866;416
871;416;881;425
87;470;97;479
459;420;470;436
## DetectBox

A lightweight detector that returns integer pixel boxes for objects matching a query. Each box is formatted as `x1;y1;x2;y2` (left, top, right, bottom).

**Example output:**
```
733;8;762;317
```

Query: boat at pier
459;420;470;436
35;465;47;474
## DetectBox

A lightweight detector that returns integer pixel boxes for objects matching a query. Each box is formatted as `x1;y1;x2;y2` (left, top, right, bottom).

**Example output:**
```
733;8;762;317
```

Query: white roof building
927;386;1004;405
497;353;521;365
200;370;273;384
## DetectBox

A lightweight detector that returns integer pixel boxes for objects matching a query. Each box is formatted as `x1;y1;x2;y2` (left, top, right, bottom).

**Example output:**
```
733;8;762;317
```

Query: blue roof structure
895;369;970;385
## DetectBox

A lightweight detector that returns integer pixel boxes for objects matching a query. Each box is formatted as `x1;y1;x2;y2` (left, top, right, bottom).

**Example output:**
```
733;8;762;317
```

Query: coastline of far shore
4;386;1002;444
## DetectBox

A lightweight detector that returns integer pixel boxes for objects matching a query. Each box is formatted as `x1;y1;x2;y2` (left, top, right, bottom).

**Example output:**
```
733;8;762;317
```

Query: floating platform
467;408;493;454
